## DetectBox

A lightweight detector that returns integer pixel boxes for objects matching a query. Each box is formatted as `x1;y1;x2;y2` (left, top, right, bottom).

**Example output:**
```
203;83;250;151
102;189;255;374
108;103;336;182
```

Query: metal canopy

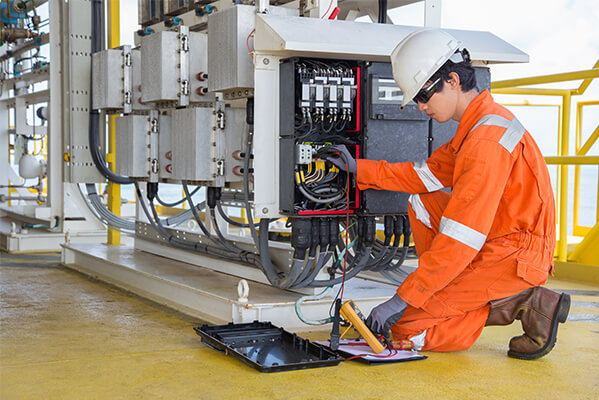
255;14;529;63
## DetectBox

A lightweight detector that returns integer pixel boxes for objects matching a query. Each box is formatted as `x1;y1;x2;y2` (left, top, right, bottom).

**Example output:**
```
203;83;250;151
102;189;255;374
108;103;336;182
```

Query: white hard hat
391;28;461;107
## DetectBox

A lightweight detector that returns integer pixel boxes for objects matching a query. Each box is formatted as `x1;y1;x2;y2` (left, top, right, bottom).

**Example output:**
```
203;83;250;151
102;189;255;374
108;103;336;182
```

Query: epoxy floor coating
1;252;598;399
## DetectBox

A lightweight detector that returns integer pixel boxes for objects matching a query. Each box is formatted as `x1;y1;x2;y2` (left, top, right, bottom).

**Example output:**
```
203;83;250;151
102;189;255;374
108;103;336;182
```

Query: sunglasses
414;77;442;104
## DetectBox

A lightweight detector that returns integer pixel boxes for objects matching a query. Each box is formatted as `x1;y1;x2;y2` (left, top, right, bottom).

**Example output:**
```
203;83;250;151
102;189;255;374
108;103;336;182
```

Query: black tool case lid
194;321;344;373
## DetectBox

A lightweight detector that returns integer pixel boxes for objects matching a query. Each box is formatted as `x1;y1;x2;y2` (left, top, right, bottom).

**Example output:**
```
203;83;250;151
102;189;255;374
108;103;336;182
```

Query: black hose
156;185;200;207
378;0;387;24
308;246;373;287
258;218;284;286
209;207;246;254
181;180;213;239
216;201;254;228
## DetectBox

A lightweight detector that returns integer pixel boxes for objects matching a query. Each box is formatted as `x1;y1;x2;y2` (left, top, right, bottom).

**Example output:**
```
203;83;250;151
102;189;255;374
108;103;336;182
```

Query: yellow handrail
492;59;599;264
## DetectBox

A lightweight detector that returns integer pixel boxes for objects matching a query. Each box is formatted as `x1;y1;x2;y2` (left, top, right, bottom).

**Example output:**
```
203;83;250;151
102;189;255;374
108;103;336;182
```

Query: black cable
216;202;251;227
156;185;200;207
181;180;213;239
209;207;245;254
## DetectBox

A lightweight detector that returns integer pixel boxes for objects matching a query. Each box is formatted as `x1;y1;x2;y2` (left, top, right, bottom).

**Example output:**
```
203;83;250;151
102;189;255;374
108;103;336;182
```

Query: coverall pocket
516;257;549;286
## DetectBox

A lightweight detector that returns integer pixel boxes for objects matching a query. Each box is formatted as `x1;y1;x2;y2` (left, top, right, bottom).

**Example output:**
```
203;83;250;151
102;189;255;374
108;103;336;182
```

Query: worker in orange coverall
322;29;570;359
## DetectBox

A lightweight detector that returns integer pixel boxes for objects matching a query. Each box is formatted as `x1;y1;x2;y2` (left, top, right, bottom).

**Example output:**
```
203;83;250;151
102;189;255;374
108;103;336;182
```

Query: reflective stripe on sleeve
499;118;526;153
470;114;526;153
408;194;432;229
439;216;486;250
413;160;444;192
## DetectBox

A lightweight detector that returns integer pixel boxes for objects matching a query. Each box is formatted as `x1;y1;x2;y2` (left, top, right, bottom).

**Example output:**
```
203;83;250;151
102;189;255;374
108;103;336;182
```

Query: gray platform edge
60;243;398;331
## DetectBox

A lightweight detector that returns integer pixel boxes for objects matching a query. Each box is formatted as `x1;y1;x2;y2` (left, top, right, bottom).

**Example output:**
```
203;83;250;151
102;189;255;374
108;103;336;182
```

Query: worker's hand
366;294;407;338
317;145;356;174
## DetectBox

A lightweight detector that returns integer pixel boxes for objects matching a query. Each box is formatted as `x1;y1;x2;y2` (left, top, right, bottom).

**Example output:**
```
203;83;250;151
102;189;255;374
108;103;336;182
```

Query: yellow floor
1;253;598;400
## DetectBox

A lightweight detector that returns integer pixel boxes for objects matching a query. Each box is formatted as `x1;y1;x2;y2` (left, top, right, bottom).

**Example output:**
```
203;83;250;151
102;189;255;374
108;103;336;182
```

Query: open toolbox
194;321;344;372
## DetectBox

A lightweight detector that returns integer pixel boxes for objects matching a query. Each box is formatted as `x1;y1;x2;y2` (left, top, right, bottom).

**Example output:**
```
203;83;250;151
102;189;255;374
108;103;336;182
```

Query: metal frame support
48;0;63;227
424;0;441;27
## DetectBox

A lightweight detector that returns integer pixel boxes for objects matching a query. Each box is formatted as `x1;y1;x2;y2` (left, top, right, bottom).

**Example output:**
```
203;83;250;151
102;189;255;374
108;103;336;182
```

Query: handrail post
558;92;571;261
573;102;582;232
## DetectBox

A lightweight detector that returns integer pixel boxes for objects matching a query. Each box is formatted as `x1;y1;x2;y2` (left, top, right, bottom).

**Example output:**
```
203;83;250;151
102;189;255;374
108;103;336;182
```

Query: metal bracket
122;45;132;114
216;110;225;130
149;110;160;182
178;25;190;107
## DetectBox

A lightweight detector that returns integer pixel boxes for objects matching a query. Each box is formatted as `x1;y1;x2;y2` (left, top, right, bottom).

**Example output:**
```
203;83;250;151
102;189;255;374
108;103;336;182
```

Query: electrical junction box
115;115;150;179
171;103;246;186
171;105;225;185
207;5;297;99
92;46;150;113
207;5;256;98
279;57;363;217
140;27;212;105
92;48;129;112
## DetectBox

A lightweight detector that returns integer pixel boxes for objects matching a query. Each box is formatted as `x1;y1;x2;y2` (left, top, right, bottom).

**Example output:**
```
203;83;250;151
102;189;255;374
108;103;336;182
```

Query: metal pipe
572;59;599;95
0;194;45;202
491;88;570;96
0;33;49;62
0;27;38;43
544;156;599;165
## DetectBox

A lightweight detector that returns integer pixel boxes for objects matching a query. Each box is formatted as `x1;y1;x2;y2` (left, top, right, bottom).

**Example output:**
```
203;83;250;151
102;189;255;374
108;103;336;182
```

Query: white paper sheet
316;339;426;364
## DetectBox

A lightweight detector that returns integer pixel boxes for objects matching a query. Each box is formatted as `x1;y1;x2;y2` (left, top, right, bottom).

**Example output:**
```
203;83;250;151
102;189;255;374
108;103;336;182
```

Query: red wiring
246;29;256;60
321;0;335;19
345;348;399;361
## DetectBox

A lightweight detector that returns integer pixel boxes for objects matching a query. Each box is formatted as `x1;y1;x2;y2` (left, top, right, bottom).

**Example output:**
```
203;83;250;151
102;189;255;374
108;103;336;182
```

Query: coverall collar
450;89;494;153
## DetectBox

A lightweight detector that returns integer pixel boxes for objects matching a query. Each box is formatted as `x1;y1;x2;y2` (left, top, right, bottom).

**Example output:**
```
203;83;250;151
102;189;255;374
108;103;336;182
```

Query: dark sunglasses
414;77;442;104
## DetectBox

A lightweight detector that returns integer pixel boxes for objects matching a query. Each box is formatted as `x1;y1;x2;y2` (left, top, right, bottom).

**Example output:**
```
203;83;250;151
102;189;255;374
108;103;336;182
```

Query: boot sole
507;292;571;360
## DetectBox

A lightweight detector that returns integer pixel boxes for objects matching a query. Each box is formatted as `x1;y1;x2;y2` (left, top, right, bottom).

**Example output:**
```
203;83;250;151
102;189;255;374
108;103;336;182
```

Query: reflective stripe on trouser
398;191;502;351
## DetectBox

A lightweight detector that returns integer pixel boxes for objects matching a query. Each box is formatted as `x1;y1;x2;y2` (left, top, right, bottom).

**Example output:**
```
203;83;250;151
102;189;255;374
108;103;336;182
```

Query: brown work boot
485;287;570;360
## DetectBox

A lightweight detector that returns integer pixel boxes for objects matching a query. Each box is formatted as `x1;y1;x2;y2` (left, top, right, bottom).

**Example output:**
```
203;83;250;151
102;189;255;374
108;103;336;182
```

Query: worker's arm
397;136;515;307
356;142;454;194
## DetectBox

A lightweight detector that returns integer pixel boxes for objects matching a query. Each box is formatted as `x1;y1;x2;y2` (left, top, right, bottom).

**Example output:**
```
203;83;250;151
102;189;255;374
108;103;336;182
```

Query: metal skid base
0;217;107;253
60;243;399;331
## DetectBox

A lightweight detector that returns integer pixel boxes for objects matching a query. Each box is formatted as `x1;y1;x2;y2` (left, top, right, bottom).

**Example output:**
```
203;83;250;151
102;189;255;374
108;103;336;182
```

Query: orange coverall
356;90;556;351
